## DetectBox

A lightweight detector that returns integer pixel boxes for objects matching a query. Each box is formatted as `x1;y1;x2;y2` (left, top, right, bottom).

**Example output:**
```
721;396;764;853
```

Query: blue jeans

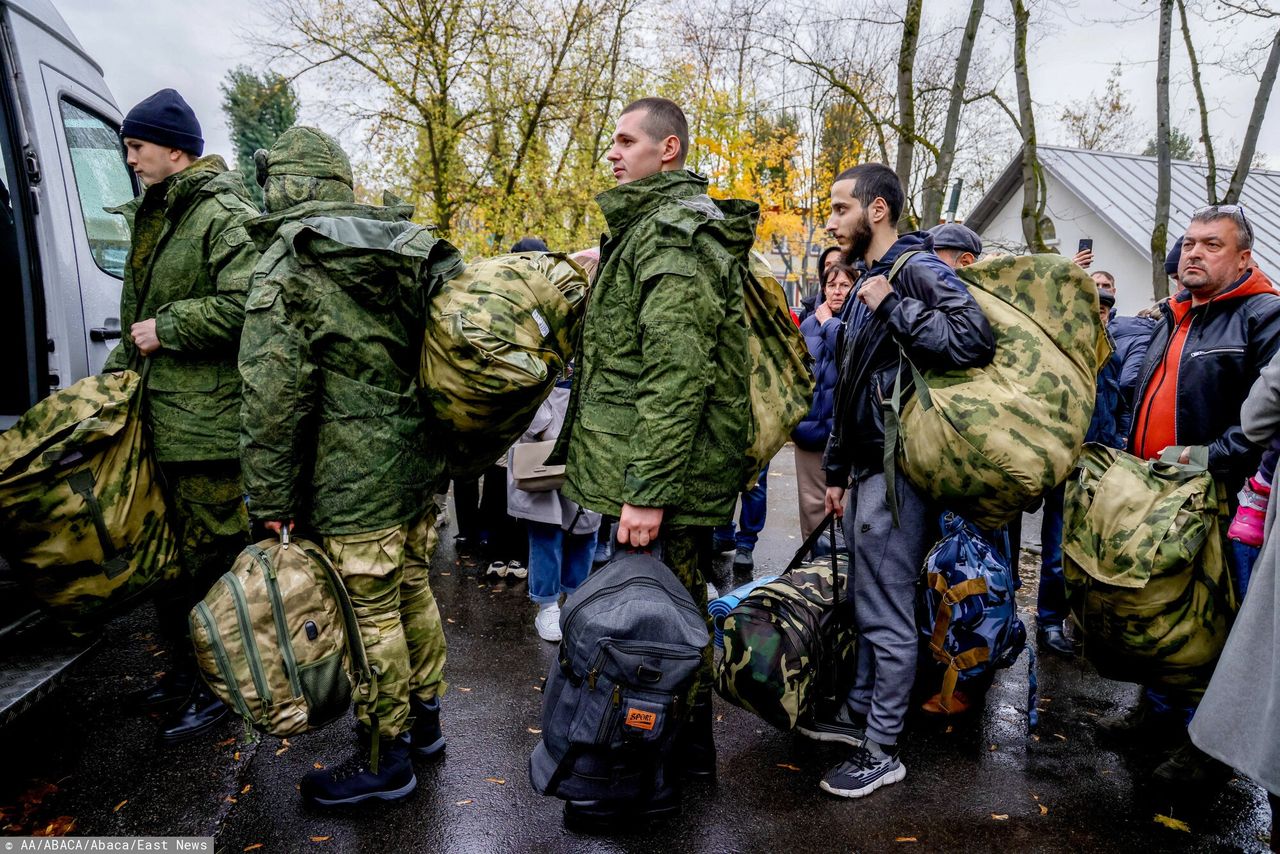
1037;484;1067;627
715;465;769;551
527;520;597;605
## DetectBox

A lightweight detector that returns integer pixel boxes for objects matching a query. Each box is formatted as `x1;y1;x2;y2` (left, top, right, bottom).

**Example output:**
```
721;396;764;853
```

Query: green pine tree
220;67;299;207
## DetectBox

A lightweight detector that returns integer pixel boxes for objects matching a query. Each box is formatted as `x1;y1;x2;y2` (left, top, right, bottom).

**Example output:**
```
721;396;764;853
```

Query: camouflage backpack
419;251;590;479
0;370;177;634
714;515;856;731
1062;443;1236;691
191;533;370;737
740;251;814;489
886;253;1110;529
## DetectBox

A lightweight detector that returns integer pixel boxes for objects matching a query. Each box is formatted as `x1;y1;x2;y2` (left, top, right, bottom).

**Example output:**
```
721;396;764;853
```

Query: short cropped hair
835;163;905;223
1092;270;1116;289
1189;205;1254;251
621;97;689;166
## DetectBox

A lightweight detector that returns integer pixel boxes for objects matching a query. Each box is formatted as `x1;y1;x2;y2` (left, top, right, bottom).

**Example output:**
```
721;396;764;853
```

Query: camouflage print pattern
898;253;1109;529
658;526;716;707
714;553;855;731
419;252;589;479
190;536;363;737
0;371;177;633
153;460;250;651
1063;443;1236;691
558;170;760;526
742;252;815;490
102;156;260;464
325;506;447;737
239;152;464;535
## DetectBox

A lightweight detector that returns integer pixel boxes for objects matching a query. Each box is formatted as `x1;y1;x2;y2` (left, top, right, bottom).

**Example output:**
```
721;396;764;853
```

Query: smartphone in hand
1078;238;1093;253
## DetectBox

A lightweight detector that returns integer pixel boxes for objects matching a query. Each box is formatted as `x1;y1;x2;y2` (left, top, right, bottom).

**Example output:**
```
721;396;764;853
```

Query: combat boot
409;696;446;759
301;732;416;807
678;700;716;780
1153;740;1231;788
159;680;229;744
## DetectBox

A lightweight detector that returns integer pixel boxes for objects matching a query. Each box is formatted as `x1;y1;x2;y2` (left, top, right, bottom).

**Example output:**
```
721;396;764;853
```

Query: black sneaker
409;696;445;759
732;547;754;573
796;704;867;747
1153;740;1231;787
301;733;417;807
819;741;906;799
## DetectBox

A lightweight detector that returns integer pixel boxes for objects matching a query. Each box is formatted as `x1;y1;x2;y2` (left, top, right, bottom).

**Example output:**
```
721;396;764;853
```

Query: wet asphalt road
0;448;1273;853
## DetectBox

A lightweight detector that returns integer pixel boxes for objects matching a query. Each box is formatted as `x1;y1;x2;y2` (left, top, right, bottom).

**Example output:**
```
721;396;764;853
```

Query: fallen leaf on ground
484;777;506;785
276;746;289;756
989;744;998;751
113;801;127;813
217;738;236;748
241;785;252;795
1053;733;1067;741
244;845;263;852
1032;735;1040;742
313;762;324;770
446;618;456;624
716;715;724;722
33;817;77;837
1039;804;1049;816
440;573;452;577
895;837;918;843
455;800;473;806
945;725;954;734
776;763;802;772
527;728;542;734
234;751;241;761
457;687;473;693
310;836;330;842
226;797;237;804
282;739;290;747
991;814;1009;821
1153;814;1191;832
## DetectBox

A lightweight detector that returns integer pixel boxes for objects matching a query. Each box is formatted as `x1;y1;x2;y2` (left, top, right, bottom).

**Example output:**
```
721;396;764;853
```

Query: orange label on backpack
625;708;657;731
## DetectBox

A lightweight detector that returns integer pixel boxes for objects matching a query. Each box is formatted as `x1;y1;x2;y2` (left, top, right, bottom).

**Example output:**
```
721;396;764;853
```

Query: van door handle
90;327;122;341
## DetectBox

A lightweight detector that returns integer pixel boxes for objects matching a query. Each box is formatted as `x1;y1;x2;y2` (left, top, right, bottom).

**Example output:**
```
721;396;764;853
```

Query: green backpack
190;534;369;737
741;251;814;489
419;251;590;479
887;253;1110;529
1062;443;1236;692
0;370;177;634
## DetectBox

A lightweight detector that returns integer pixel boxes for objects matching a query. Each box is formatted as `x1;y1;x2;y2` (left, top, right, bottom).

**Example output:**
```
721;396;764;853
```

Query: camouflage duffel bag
419;251;589;479
191;532;369;737
740;251;814;489
1063;443;1236;691
888;253;1110;529
715;515;856;730
0;370;177;634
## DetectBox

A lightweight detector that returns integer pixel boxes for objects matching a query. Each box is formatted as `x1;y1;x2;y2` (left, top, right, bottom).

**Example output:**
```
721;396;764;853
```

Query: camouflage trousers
155;460;250;657
659;525;715;708
324;506;447;737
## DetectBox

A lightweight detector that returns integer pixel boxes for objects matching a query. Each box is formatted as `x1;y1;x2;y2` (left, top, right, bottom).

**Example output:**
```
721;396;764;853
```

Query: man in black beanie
104;89;261;744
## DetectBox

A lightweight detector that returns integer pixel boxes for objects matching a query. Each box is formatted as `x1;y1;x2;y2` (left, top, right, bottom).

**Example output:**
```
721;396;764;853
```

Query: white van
1;0;138;724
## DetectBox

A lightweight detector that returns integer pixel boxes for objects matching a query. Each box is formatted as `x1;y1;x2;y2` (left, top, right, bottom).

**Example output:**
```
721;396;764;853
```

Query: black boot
679;701;716;780
1037;624;1079;656
159;680;229;745
563;784;680;832
301;732;417;807
130;668;195;714
409;696;446;759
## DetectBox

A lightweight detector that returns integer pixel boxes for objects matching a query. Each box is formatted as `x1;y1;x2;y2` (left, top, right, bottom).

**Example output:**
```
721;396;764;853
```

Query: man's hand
617;503;663;548
824;486;846;516
856;275;892;313
1155;447;1192;464
814;301;833;323
1072;248;1094;270
130;318;162;355
264;520;294;536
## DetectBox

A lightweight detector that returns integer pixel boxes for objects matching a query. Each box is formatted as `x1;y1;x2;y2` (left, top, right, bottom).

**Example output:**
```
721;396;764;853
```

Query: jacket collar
105;155;240;222
1168;266;1277;321
595;169;709;233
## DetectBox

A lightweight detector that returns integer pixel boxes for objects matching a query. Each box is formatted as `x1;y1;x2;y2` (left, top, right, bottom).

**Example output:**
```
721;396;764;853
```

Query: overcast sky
51;0;1280;188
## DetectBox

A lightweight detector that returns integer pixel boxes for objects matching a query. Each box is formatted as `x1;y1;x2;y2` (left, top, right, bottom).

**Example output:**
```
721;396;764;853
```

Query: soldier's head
255;126;355;213
120;89;203;186
607;98;688;184
1180;206;1254;303
827;163;903;265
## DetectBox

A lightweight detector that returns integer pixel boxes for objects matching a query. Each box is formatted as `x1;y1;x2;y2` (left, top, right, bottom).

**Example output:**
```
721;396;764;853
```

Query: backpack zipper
223;573;274;710
562;576;704;642
251;548;304;699
193;600;253;720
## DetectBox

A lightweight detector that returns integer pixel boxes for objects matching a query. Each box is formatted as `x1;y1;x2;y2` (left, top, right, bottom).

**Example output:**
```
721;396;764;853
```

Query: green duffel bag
1062;443;1237;691
0;370;178;634
887;252;1110;529
190;533;369;737
419;251;589;479
715;515;856;730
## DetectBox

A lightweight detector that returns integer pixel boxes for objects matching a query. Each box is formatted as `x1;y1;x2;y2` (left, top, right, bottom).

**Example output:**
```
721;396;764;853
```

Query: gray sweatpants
842;470;932;746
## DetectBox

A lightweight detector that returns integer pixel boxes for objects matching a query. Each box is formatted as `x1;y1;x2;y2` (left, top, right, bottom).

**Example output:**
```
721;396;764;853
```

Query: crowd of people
90;83;1278;842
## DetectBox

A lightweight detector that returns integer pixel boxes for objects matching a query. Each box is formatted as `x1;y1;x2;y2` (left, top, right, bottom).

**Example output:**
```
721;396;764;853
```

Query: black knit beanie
120;89;204;156
1165;235;1184;276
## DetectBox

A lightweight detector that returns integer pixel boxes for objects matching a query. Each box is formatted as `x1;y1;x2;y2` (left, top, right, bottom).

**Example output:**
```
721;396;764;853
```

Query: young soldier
239;127;462;806
106;89;259;743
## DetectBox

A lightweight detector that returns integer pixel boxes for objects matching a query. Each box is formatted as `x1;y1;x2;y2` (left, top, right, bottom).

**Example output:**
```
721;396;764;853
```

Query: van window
59;100;133;278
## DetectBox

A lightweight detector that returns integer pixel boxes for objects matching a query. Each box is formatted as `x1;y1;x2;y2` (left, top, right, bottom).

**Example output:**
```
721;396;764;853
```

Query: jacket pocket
578;400;634;437
148;358;222;392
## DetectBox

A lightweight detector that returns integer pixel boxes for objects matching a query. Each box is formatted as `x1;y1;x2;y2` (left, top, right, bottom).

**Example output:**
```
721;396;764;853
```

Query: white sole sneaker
507;561;528;580
819;761;906;799
486;561;507;579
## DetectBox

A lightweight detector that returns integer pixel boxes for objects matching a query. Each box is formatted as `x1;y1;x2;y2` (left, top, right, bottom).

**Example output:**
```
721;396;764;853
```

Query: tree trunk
1225;25;1280;204
894;0;923;227
1152;0;1174;302
920;0;985;226
1177;0;1217;203
1011;0;1047;253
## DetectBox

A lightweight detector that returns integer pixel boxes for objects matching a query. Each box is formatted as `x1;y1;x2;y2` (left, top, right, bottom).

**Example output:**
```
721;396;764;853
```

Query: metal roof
965;145;1280;275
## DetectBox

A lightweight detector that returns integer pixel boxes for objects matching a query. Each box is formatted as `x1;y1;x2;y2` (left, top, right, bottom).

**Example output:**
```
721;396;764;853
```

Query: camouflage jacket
103;156;259;463
238;201;464;535
559;170;759;526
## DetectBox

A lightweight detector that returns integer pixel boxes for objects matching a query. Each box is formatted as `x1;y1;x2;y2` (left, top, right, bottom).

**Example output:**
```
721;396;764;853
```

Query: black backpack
529;553;708;802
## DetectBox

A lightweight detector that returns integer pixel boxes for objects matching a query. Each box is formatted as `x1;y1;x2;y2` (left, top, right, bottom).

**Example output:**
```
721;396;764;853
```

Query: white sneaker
486;561;507;579
534;603;562;642
506;561;528;580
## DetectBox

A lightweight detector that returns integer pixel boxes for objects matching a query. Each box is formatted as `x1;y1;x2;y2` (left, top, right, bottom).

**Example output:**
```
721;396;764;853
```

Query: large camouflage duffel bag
888;253;1110;529
191;533;369;737
1063;444;1236;692
0;370;177;634
419;251;589;479
715;515;855;730
741;251;814;489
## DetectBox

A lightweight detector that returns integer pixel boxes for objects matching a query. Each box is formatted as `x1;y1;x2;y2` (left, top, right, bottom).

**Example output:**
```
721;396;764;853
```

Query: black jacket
823;233;996;484
1129;268;1280;487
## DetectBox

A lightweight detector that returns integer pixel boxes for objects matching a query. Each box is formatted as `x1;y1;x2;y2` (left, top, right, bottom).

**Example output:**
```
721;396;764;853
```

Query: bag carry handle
784;510;844;611
1150;444;1210;479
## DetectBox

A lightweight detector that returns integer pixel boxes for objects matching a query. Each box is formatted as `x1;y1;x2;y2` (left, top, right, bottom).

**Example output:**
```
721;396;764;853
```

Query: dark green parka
103;155;259;462
560;170;759;526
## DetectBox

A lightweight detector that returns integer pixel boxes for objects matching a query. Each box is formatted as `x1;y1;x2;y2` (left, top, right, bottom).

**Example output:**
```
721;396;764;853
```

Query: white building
965;145;1280;319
